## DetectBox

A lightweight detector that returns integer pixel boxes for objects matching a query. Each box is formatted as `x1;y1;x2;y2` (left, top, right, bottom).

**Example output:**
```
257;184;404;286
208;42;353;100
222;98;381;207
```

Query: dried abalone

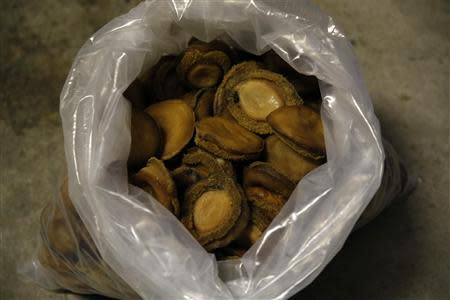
267;105;326;160
215;61;303;134
195;117;264;160
128;109;161;168
133;158;180;216
264;135;321;183
177;40;231;88
145;100;195;160
181;174;249;250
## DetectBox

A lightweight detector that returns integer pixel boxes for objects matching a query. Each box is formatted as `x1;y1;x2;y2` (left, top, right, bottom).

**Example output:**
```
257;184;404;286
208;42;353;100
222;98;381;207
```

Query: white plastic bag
25;0;396;298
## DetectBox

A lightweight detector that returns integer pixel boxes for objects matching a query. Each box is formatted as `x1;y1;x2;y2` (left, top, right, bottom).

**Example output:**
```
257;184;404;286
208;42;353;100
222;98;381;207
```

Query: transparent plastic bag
34;177;139;299
355;140;414;229
23;0;413;299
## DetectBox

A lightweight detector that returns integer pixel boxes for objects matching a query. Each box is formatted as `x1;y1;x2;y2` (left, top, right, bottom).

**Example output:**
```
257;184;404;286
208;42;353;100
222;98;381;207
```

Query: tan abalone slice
194;88;216;121
194;117;264;160
133;158;180;216
171;165;204;195
267;105;325;160
243;162;294;222
264;135;322;183
181;174;249;251
234;205;271;249
171;147;234;197
145;100;195;160
244;186;286;220
182;147;234;178
213;61;260;116
203;200;249;251
214;61;303;134
128;109;162;168
177;40;231;88
243;162;295;198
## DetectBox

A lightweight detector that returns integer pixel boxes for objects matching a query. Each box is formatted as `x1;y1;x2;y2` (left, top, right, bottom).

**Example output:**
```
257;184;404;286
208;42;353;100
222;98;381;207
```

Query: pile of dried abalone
36;39;326;295
126;39;325;259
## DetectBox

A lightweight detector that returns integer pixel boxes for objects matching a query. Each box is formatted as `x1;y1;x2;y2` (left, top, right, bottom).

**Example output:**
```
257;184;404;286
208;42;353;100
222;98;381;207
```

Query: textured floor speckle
1;1;448;299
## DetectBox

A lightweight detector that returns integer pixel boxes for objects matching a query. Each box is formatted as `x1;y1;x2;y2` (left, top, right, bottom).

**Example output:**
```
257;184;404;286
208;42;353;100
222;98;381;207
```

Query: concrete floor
1;0;448;299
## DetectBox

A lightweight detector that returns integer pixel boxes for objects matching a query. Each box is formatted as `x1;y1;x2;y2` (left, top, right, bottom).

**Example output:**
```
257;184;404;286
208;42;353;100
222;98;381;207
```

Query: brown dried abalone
194;88;216;121
182;147;234;178
181;174;249;250
171;147;235;195
234;205;271;249
145;100;195;160
264;135;321;183
195;117;264;160
243;162;294;222
133;158;180;216
177;40;231;89
128;109;162;168
243;162;295;199
215;61;302;134
267;105;325;160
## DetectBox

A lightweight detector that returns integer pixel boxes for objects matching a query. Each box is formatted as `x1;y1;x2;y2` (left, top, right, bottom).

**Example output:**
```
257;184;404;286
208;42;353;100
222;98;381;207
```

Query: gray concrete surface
1;0;448;299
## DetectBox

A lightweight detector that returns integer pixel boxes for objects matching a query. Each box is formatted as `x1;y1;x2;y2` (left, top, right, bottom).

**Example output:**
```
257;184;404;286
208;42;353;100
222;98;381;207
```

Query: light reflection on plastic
288;188;332;225
113;53;127;89
327;23;344;38
323;94;335;108
183;295;195;300
130;224;140;242
170;0;191;21
71;109;80;183
109;19;142;33
351;94;384;156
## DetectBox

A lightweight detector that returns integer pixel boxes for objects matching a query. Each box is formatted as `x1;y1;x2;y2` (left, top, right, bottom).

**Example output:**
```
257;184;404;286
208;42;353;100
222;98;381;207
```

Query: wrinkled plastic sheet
30;0;385;299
